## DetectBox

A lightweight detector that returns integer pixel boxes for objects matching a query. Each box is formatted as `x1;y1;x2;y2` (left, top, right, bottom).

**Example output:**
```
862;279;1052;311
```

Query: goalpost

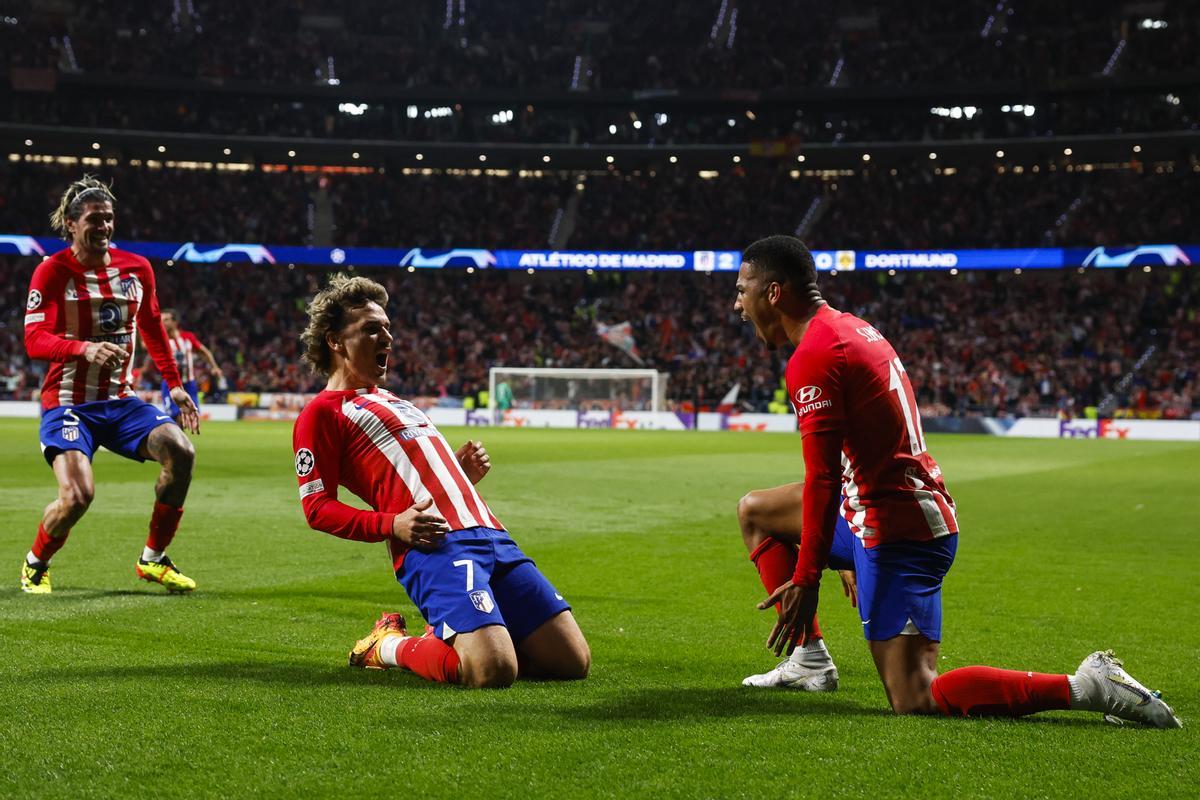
488;367;668;415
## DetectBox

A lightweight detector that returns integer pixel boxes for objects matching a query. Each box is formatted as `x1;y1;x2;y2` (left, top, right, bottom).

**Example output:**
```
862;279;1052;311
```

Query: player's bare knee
570;643;592;680
466;654;518;689
169;436;196;473
60;482;94;515
737;492;765;549
158;434;195;480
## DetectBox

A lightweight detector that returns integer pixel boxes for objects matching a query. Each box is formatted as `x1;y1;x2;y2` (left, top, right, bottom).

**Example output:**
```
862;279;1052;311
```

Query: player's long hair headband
50;176;117;239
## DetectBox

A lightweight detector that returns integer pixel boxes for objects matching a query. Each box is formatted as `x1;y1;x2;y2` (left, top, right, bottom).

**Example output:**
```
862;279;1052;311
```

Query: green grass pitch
0;418;1196;799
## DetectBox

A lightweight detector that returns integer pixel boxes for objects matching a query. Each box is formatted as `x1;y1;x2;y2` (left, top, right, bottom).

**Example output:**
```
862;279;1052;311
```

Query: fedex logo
501;411;531;427
727;422;769;432
611;411;641;430
577;410;612;429
1059;420;1130;439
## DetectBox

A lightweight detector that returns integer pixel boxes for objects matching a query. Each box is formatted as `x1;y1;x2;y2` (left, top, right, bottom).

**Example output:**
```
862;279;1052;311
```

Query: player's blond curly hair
50;175;116;239
301;273;389;376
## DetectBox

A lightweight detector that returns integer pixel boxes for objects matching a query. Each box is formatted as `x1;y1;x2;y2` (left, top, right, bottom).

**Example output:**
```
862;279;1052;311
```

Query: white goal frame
488;367;666;414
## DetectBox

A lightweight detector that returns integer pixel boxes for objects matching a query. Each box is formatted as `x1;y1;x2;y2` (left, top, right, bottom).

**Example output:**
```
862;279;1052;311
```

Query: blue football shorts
161;379;200;419
398;526;571;644
826;513;958;642
40;396;174;465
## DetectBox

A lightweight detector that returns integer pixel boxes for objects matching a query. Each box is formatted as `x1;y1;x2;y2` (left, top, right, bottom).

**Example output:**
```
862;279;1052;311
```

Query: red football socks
931;666;1072;717
31;522;69;563
398;635;461;684
146;502;184;552
749;537;823;641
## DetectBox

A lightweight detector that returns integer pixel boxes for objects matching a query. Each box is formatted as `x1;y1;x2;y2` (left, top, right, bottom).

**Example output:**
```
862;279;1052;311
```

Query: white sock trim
141;547;165;563
26;551;45;567
789;638;833;668
378;635;409;668
1067;675;1086;710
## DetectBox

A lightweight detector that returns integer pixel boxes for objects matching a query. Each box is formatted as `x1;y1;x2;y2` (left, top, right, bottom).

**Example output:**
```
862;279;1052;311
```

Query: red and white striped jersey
786;305;957;584
24;247;181;410
293;387;504;571
168;330;204;382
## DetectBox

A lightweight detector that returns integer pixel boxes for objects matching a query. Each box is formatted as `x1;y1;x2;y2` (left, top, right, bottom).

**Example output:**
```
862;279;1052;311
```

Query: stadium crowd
1;161;1195;251
1;258;1195;420
4;0;1195;91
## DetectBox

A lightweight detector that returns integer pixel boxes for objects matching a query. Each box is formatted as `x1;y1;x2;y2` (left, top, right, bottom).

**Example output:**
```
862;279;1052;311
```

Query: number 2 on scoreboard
888;357;927;456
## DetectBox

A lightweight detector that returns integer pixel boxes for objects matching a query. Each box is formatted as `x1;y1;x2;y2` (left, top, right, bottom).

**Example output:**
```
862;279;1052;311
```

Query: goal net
488;367;667;414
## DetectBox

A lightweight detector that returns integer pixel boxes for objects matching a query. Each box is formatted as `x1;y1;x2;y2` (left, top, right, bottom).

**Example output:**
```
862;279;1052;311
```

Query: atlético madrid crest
63;427;80;442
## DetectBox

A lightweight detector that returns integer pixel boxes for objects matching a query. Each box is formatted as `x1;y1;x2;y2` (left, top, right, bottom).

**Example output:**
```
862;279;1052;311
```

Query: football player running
21;176;200;594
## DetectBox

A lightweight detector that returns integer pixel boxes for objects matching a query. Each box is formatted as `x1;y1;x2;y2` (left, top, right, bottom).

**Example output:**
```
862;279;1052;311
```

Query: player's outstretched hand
455;440;491;484
83;341;127;371
837;569;858;609
393;498;450;552
758;580;820;657
170;385;201;434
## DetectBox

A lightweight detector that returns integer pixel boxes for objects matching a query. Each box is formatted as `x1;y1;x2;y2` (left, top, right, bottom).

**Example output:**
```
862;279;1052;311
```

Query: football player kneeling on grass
733;235;1181;728
292;273;590;688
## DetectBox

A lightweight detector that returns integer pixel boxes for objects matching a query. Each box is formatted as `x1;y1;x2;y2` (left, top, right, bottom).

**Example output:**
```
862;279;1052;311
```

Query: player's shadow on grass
564;687;888;721
50;661;449;690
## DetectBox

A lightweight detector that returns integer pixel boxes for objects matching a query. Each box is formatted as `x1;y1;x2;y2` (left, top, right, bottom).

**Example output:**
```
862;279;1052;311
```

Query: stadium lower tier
1;160;1196;251
1;259;1195;419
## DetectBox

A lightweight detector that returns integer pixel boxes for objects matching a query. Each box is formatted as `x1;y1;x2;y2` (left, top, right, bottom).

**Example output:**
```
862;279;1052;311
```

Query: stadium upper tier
3;0;1196;91
1;160;1195;251
2;1;1197;162
1;258;1195;419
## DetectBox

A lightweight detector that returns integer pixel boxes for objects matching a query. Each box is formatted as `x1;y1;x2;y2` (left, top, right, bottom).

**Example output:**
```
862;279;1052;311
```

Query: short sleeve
786;323;847;436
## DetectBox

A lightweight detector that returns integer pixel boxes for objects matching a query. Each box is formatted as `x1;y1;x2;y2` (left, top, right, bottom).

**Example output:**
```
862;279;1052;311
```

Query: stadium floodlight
24;138;32;146
488;367;668;419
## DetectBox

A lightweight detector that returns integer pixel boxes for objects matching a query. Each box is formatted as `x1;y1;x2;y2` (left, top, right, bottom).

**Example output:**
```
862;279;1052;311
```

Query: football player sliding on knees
733;235;1181;728
292;274;590;688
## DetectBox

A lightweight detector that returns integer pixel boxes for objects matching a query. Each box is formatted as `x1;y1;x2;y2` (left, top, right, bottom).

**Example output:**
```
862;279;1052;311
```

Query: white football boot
742;640;839;691
1071;650;1182;728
